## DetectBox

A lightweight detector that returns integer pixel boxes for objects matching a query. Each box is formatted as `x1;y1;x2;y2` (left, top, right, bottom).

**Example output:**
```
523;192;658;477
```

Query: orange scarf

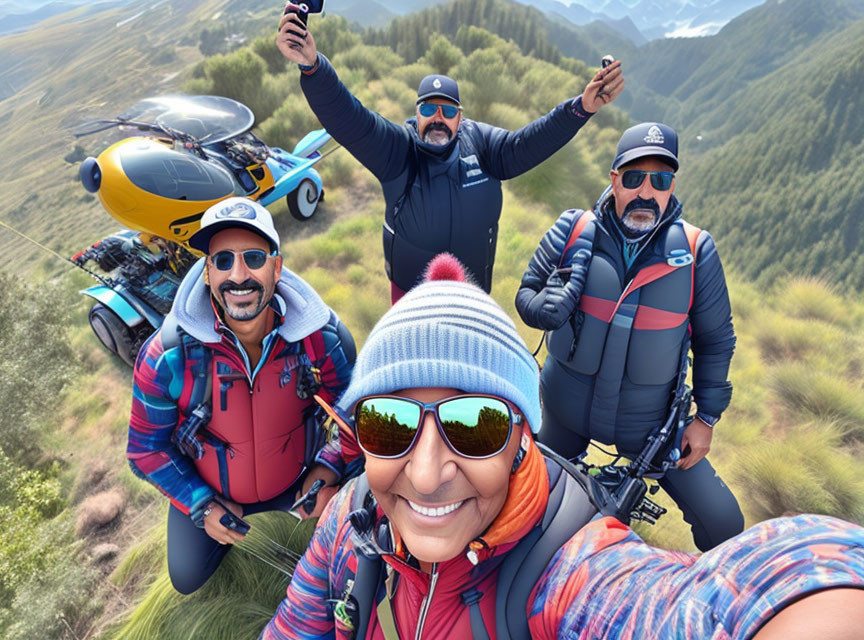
469;426;549;553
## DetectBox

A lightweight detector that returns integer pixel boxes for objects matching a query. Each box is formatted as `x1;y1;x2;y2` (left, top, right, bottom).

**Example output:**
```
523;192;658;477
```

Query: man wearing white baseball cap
126;197;357;594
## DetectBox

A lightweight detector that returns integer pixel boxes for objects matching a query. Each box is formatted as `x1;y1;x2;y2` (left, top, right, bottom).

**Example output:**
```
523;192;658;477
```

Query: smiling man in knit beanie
262;253;864;640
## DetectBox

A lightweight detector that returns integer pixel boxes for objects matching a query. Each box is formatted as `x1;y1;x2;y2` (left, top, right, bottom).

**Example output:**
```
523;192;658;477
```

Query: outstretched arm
477;61;624;180
277;8;411;182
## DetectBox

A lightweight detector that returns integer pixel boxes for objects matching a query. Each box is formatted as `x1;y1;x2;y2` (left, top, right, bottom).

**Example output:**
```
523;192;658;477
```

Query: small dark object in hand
284;1;324;26
219;509;251;535
602;55;615;69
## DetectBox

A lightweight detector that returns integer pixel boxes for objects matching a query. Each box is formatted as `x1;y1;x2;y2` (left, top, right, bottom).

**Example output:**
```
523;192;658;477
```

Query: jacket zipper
414;564;439;640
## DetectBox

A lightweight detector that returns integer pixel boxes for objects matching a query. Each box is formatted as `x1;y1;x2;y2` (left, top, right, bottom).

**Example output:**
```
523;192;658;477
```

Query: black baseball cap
416;75;460;105
612;122;679;172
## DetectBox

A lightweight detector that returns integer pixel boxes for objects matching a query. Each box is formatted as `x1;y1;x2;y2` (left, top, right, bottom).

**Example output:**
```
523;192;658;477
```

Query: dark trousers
539;400;744;552
167;482;301;595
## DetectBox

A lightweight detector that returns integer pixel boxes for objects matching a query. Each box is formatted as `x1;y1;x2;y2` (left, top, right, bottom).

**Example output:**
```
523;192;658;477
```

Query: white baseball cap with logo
188;197;281;254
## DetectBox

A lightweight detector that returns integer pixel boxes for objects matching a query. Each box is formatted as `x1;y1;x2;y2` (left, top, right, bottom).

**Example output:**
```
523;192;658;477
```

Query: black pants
539;401;744;552
167;482;301;595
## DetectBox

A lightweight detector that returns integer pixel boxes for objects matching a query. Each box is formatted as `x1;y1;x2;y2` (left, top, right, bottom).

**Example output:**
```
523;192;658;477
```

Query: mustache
218;278;263;294
422;121;451;137
622;197;661;217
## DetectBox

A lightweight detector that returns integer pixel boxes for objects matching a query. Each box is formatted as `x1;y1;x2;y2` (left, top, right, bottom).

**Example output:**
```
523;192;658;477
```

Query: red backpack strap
558;210;597;268
681;220;702;257
679;221;702;314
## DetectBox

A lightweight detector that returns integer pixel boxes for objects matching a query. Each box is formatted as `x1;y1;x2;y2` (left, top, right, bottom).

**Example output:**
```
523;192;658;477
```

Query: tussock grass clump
108;512;316;640
736;423;864;523
777;277;849;327
771;363;864;439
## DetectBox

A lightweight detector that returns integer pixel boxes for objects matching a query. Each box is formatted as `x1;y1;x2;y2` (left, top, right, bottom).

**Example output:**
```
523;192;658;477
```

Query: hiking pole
0;218;113;287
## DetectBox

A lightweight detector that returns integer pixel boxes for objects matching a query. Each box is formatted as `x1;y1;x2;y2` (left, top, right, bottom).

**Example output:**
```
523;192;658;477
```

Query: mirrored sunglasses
354;394;519;459
418;102;461;119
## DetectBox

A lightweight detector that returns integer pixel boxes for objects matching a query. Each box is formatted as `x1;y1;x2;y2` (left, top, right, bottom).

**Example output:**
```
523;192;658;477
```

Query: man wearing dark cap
516;123;743;551
126;197;357;593
276;6;624;302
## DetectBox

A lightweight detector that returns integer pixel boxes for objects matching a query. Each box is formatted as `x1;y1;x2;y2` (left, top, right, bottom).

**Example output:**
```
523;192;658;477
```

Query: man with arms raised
127;197;355;594
276;5;624;302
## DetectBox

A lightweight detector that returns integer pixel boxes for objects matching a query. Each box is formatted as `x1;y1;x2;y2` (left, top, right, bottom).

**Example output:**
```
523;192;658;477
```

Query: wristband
299;59;319;74
570;95;593;118
695;412;720;428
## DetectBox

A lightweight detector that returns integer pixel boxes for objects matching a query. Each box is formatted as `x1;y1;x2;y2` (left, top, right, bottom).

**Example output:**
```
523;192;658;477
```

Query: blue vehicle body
80;284;164;330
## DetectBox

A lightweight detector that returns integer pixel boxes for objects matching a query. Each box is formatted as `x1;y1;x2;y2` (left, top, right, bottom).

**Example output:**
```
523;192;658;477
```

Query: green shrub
252;35;287;75
778;277;849;326
485;102;531;131
390;62;437;90
0;275;77;463
332;45;404;82
256;91;321;151
313;15;362;57
419;34;463;74
2;547;100;640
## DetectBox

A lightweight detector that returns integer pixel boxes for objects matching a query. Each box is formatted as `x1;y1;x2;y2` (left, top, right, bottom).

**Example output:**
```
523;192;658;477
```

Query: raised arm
277;9;411;182
476;60;624;180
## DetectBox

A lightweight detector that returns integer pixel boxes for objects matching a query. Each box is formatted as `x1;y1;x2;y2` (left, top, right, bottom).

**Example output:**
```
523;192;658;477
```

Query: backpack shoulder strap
494;456;599;640
161;316;211;410
680;220;702;257
346;474;386;640
558;209;597;269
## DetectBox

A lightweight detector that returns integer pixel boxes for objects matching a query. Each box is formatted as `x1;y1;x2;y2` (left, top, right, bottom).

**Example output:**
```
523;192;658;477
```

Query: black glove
537;248;591;330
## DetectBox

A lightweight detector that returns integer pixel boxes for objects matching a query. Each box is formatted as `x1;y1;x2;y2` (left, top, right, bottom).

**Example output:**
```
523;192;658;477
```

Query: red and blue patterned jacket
127;260;354;522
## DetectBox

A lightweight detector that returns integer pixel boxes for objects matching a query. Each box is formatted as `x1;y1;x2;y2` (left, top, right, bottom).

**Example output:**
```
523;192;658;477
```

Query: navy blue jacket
516;190;735;445
300;54;594;292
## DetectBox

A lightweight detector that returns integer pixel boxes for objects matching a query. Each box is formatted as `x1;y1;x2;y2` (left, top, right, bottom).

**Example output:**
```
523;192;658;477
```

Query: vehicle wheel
287;178;320;221
88;303;150;367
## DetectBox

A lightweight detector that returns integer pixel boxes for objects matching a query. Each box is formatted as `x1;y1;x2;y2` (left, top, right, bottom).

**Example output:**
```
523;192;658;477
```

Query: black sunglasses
354;394;520;459
418;102;461;119
210;249;275;271
619;170;675;191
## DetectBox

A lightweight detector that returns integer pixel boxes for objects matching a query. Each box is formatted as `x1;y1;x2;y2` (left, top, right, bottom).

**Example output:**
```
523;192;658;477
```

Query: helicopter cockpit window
121;95;255;144
120;142;235;201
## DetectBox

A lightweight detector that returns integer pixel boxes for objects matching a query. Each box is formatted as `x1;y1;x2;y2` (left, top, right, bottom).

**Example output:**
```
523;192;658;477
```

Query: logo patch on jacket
461;154;488;187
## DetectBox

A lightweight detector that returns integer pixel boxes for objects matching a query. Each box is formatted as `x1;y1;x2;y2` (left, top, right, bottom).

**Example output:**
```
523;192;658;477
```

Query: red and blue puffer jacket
127;259;355;522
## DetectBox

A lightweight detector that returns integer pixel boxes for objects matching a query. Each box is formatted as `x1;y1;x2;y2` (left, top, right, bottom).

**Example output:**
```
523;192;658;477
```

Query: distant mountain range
323;0;767;40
